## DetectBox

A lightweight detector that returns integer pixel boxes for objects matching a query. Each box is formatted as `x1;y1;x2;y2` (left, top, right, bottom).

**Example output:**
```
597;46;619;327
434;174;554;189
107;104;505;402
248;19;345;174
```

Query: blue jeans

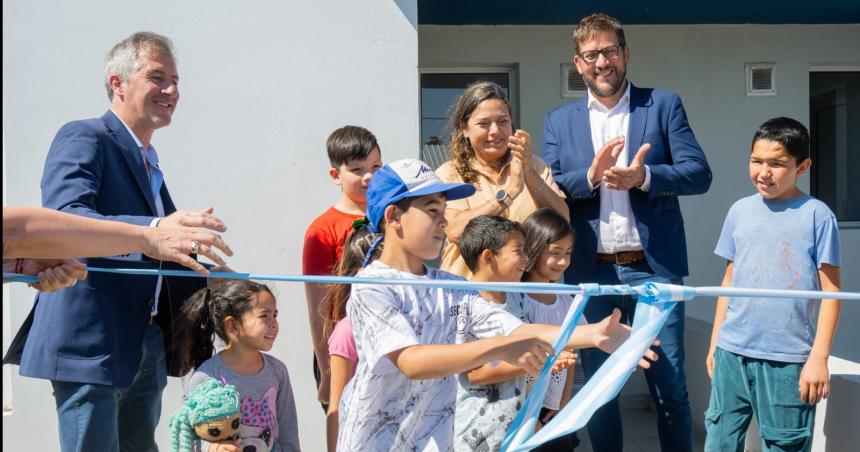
579;260;692;452
52;323;167;452
705;348;814;452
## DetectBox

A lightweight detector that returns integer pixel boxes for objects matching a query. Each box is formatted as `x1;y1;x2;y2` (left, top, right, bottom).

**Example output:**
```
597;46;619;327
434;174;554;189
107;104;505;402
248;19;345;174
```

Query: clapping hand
588;136;625;188
604;144;651;191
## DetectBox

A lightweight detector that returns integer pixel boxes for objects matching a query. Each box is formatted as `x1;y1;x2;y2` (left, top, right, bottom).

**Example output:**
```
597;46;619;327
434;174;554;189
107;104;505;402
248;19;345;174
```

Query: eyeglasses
578;44;625;64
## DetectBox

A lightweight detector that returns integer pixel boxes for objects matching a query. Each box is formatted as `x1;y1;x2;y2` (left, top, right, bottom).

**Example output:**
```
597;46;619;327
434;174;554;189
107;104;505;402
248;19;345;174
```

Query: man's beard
584;67;627;98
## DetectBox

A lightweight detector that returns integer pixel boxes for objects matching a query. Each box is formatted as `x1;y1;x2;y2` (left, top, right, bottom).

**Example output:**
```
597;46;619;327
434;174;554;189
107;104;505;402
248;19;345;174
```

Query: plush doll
169;378;241;452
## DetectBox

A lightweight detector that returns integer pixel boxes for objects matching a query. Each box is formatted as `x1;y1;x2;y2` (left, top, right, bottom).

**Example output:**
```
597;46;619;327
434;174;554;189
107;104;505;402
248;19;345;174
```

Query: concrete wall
419;24;860;362
420;24;860;451
2;1;418;450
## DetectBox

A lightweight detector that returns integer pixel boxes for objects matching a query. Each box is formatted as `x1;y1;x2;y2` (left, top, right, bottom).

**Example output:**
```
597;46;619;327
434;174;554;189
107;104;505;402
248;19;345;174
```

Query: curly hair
446;81;513;185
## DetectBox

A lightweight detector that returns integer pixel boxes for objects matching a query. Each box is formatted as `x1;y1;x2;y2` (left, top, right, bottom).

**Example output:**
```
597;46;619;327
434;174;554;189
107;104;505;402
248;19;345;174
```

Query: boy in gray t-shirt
454;215;575;452
705;117;841;452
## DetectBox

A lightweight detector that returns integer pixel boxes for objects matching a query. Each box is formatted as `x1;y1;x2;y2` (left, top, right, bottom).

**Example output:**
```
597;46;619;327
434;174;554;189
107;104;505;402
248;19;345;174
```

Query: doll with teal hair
169;378;241;452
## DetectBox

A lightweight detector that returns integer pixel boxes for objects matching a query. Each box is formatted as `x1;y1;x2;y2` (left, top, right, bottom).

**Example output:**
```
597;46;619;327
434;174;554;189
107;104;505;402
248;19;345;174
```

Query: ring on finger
190;240;201;254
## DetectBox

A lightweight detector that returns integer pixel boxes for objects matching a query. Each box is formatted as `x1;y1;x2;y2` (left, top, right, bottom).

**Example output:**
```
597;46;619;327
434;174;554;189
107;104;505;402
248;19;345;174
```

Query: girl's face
462;98;513;163
490;230;528;282
235;291;279;352
531;234;574;282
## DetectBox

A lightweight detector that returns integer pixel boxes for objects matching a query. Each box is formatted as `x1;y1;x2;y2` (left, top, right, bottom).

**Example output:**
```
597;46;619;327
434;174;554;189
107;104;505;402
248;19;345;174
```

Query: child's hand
799;356;830;405
500;335;554;377
705;347;716;379
212;439;242;452
551;351;576;372
592;309;659;368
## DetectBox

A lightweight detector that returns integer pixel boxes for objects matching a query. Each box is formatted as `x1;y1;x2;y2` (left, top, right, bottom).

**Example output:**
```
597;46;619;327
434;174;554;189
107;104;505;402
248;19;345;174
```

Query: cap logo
415;164;433;179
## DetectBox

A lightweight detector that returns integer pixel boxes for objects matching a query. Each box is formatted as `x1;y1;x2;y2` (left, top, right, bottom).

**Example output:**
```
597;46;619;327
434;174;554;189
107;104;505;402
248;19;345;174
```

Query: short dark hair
572;13;626;55
521;208;575;281
460;215;524;272
752;117;810;162
326;125;380;167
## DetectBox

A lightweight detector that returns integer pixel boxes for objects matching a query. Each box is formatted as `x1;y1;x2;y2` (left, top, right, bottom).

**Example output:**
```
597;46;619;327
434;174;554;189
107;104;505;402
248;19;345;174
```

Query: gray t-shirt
187;353;300;452
454;293;529;452
714;193;840;362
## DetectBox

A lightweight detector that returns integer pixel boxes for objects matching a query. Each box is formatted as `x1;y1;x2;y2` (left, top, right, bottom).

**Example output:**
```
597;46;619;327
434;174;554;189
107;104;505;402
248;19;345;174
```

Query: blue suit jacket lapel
573;100;593;162
627;84;651;165
101;111;159;215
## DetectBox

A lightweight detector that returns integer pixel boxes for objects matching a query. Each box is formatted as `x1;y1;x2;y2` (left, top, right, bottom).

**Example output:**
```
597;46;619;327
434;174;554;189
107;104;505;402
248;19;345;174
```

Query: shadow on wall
823;375;860;452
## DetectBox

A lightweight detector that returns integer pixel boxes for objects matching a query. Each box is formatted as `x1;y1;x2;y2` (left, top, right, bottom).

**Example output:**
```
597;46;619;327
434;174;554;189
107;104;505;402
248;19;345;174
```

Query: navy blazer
17;111;205;387
542;84;712;282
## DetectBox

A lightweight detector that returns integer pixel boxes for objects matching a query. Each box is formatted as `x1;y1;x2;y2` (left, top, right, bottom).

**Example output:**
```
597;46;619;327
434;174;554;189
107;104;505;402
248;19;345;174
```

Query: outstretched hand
499;335;555;377
158;206;227;232
592;308;660;369
142;226;234;275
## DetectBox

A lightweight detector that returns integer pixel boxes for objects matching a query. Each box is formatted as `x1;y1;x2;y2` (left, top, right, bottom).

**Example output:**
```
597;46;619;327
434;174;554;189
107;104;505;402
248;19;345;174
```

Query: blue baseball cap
366;159;475;233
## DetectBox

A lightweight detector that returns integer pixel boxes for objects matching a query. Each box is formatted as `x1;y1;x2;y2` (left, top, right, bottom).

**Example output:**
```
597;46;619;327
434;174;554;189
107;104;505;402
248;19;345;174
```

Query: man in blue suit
542;14;712;452
16;32;228;451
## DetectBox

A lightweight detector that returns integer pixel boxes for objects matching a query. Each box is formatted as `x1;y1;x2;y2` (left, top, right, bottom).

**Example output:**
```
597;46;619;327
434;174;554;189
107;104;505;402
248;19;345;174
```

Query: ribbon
3;269;859;451
503;283;690;451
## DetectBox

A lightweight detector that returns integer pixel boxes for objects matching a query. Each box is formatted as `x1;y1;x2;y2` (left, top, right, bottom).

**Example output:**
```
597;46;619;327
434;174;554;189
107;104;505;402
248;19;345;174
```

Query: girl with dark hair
174;281;300;451
321;221;382;452
516;207;582;450
435;81;569;278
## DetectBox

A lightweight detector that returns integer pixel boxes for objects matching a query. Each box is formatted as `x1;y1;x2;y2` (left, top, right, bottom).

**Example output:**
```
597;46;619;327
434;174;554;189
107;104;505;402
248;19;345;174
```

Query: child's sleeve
275;360;301;452
302;223;335;276
347;286;419;374
328;319;358;364
713;204;737;261
815;210;841;268
468;293;524;339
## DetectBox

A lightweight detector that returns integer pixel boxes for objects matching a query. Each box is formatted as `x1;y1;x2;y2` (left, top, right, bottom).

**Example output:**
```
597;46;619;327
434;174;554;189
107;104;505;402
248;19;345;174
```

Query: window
810;70;860;223
419;70;516;169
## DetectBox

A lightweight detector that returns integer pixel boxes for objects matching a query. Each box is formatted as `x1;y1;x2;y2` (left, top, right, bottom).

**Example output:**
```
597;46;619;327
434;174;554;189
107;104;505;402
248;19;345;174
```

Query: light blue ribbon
503;283;686;451
3;269;859;451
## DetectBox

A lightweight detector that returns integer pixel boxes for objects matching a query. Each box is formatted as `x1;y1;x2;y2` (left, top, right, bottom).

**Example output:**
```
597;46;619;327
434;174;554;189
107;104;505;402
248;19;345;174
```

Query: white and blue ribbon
3;268;859;452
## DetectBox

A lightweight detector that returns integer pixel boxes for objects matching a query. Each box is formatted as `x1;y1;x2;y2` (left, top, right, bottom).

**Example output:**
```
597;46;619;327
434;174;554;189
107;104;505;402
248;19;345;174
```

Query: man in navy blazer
542;14;711;452
16;32;228;451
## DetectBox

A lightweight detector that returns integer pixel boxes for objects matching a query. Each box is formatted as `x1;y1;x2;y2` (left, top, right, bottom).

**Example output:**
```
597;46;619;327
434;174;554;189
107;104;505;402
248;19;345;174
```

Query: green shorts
705;347;815;452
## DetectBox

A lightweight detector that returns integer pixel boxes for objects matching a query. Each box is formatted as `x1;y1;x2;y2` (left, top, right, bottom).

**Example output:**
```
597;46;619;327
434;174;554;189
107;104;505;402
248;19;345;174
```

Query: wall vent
561;64;587;98
746;63;776;96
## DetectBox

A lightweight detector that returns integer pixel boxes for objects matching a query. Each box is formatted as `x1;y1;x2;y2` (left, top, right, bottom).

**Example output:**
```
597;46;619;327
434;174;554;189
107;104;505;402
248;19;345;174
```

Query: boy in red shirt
302;125;382;410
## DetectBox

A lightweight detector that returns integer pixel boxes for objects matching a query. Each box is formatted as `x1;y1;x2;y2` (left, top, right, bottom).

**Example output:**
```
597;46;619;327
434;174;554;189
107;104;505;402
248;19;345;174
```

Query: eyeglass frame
576;43;626;64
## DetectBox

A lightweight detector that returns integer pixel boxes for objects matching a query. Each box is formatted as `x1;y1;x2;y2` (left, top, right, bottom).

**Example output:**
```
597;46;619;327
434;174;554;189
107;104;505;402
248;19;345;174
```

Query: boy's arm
799;264;841;405
466;362;525;385
707;261;733;379
304;282;331;402
388;334;554;380
512;309;659;367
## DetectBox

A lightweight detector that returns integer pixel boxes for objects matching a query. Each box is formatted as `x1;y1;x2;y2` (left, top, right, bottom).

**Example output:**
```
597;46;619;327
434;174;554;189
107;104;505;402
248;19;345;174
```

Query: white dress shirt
112;110;165;315
586;84;651;253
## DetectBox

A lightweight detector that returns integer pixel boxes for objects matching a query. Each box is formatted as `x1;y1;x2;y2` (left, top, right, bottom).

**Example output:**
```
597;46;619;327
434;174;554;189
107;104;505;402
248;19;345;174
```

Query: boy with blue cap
337;159;656;451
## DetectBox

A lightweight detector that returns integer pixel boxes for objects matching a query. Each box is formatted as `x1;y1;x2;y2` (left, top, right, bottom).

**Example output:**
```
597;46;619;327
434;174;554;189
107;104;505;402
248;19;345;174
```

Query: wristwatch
495;189;513;208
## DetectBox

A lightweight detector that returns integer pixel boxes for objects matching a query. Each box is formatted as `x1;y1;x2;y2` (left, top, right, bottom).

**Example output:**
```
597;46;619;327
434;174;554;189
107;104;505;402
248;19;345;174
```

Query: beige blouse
435;155;566;277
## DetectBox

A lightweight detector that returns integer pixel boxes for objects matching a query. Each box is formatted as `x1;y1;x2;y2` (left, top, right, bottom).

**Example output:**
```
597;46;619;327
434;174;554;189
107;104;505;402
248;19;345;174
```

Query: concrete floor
574;406;706;452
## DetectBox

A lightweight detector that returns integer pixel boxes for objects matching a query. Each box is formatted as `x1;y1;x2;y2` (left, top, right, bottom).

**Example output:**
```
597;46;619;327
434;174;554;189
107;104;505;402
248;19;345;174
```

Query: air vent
561;64;587;98
746;63;776;96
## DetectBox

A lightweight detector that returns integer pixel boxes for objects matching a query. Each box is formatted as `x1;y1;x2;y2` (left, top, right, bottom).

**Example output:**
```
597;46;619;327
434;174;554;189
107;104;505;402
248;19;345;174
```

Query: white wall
420;24;860;361
2;1;418;450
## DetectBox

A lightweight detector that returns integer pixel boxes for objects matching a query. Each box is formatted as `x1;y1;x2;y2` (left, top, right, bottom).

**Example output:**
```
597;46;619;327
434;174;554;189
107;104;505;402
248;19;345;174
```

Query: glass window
810;71;860;222
419;72;513;169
